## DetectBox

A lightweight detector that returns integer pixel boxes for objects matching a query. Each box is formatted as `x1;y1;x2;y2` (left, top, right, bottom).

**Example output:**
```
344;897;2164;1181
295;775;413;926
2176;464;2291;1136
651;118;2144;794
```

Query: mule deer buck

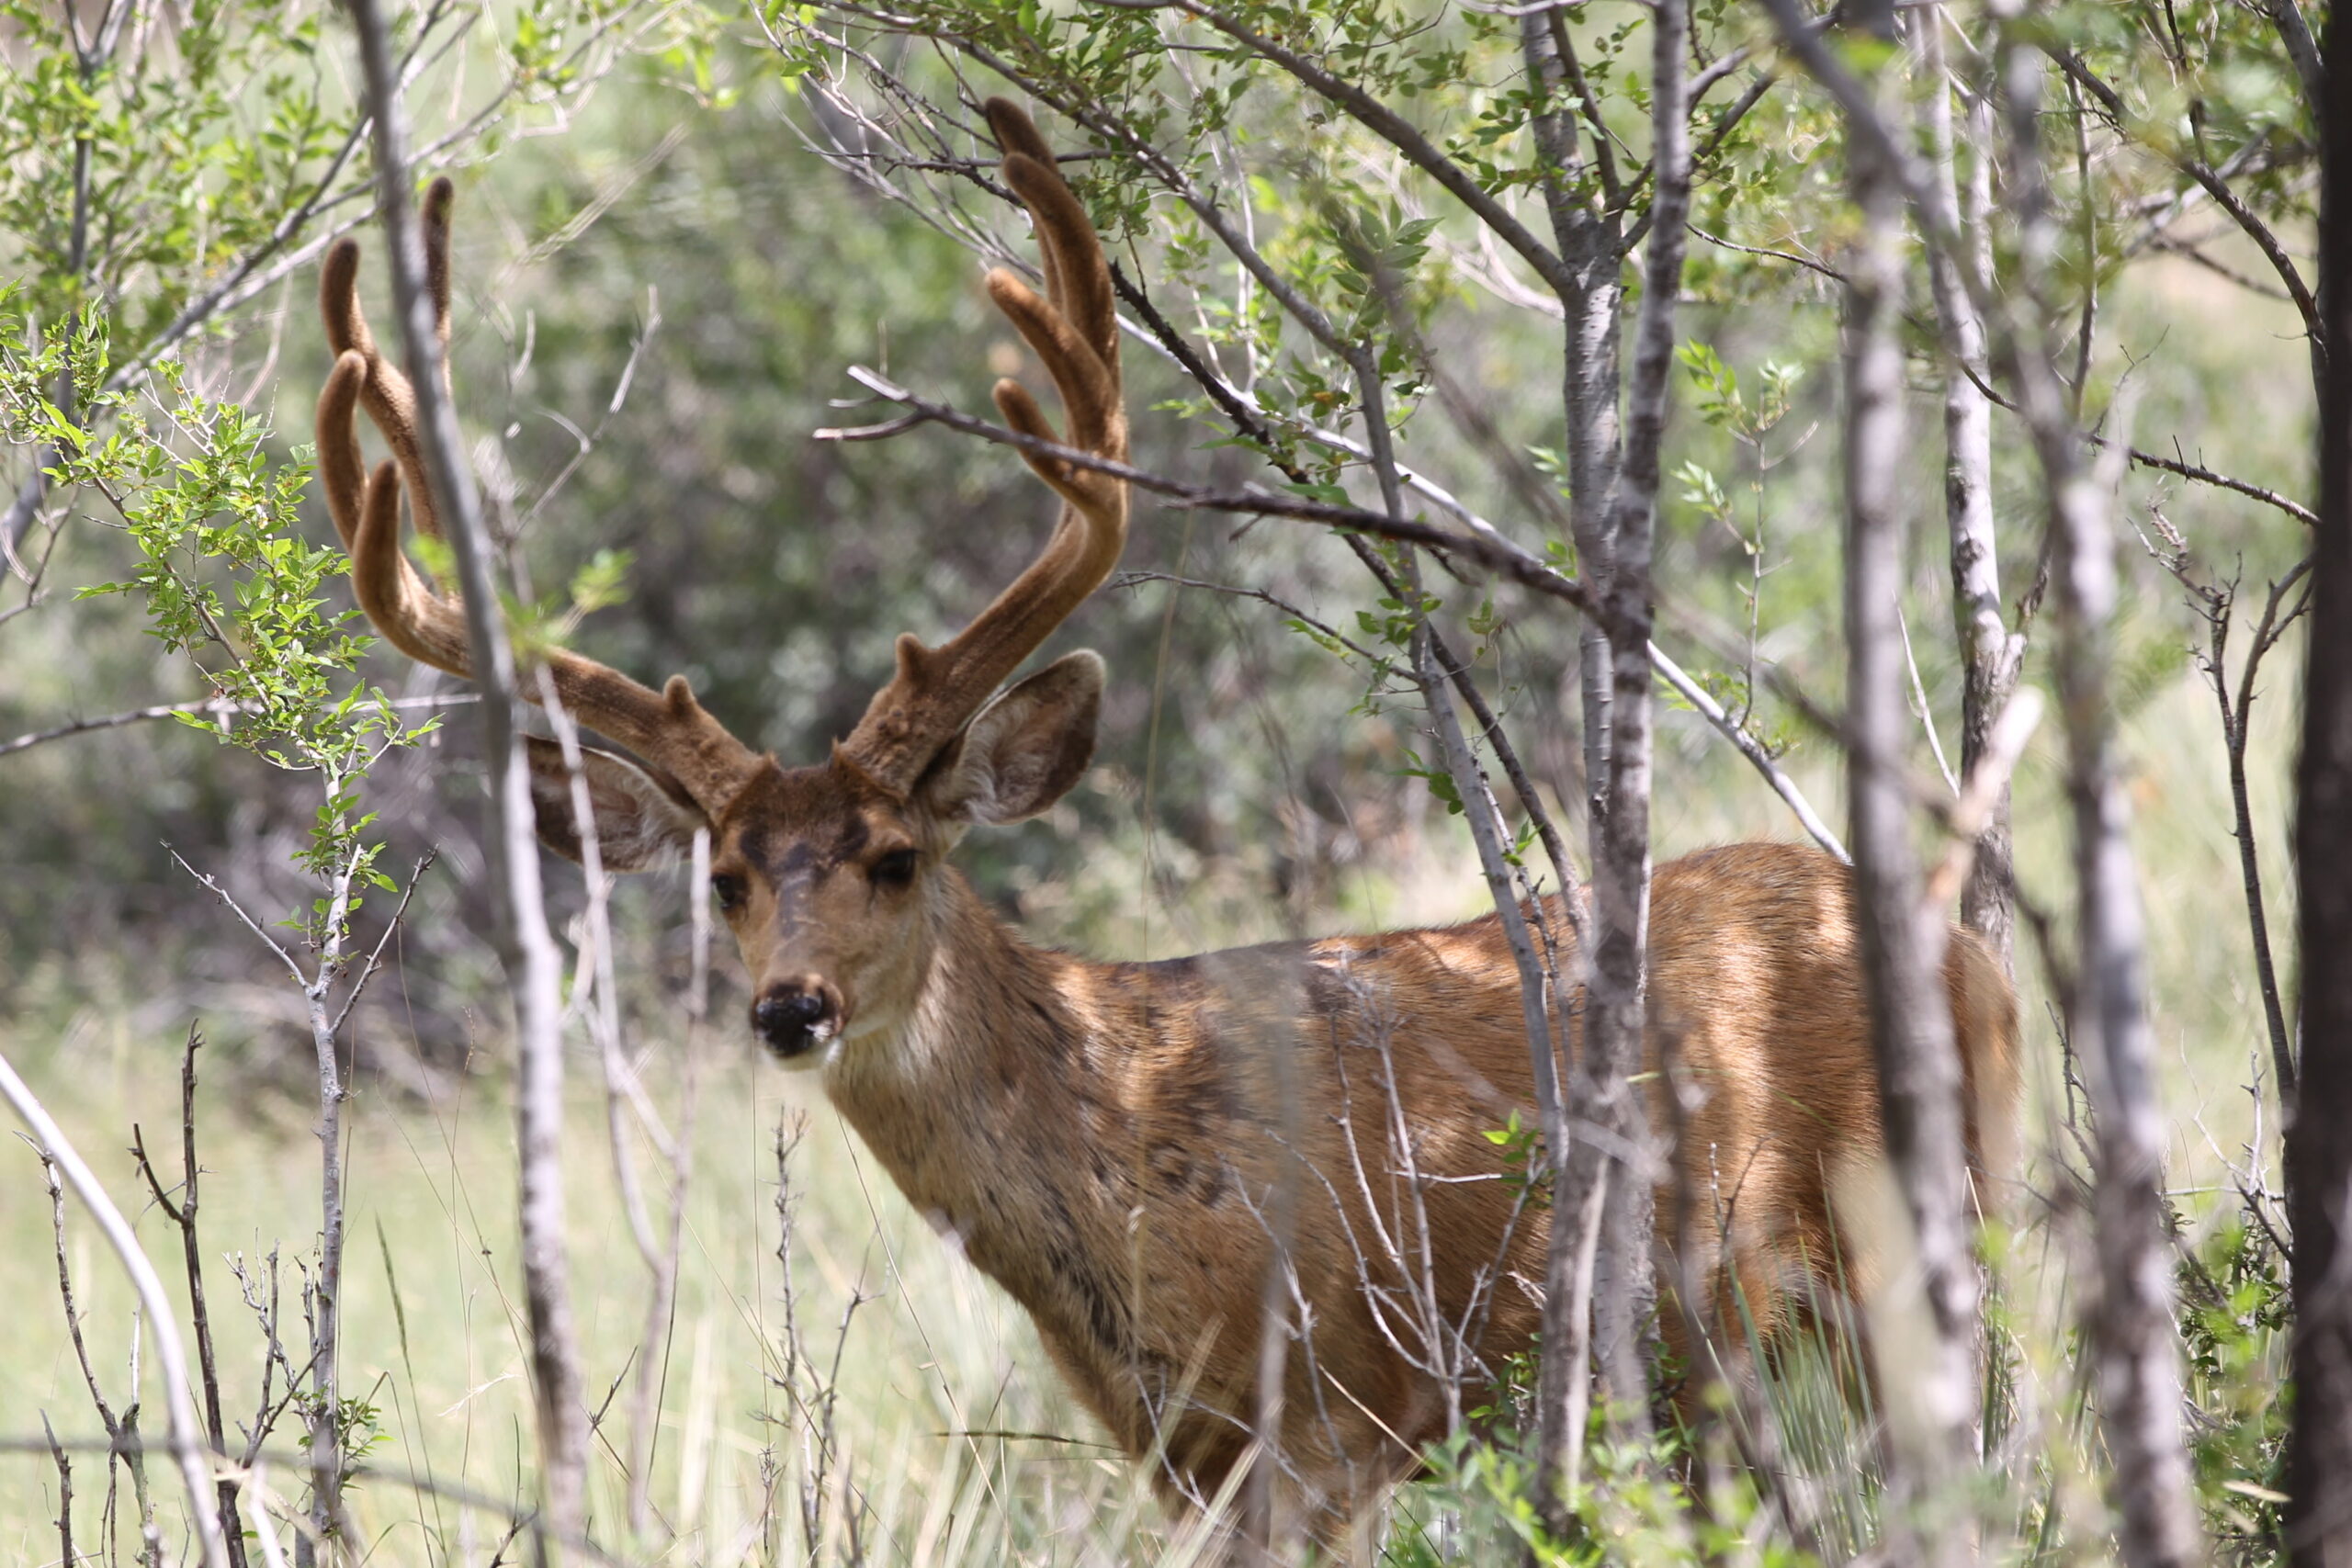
315;101;2019;1539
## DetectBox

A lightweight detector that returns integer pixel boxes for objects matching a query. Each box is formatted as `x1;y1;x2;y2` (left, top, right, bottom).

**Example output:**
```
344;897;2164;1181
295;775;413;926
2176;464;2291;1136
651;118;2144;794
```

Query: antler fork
314;100;1123;814
314;181;765;816
835;98;1130;799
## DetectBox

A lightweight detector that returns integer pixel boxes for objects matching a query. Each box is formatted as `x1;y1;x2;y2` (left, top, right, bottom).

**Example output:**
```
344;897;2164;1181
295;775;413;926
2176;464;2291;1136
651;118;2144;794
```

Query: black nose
752;987;834;1058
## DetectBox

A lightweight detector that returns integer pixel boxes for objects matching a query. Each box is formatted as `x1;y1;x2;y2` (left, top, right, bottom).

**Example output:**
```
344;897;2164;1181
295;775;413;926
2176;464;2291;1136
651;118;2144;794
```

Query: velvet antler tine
990;378;1119;518
350;457;759;808
983;270;1114;443
424;177;455;346
987;106;1116;382
837;107;1129;799
989;378;1060;463
418;176;458;513
322;255;463;666
320;239;377;360
999;152;1115;375
315;189;765;817
316;352;374;552
383;179;456;540
353;461;474;673
982;98;1055;175
317;220;447;548
983;101;1068;304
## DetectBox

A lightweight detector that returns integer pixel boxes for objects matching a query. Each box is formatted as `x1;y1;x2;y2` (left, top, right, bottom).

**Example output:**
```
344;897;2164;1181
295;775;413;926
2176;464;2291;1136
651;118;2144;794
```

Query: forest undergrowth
0;663;2299;1564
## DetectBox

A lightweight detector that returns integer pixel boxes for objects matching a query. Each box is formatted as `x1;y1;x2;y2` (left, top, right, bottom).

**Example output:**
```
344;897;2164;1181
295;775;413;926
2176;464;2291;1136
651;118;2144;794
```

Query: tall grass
0;1029;1193;1562
0;648;2298;1564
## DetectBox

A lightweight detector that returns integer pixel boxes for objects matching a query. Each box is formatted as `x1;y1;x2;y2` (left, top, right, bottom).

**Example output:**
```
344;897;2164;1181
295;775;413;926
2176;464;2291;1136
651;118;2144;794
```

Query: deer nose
752;982;839;1059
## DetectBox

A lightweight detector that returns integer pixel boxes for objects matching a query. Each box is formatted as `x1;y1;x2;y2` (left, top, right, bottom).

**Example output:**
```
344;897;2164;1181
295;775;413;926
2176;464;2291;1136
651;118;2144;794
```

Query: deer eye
869;848;919;888
711;873;747;912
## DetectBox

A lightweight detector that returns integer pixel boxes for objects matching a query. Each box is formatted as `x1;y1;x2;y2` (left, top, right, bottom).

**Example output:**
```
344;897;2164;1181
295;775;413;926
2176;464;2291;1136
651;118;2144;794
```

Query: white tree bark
1841;7;1980;1554
345;0;589;1543
1920;12;2019;973
1584;0;1692;1433
1995;33;2201;1568
1518;8;1634;1517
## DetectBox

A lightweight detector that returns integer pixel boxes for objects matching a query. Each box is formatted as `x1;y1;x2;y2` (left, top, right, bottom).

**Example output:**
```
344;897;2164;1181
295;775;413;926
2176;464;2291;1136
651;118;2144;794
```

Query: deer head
316;99;1126;1063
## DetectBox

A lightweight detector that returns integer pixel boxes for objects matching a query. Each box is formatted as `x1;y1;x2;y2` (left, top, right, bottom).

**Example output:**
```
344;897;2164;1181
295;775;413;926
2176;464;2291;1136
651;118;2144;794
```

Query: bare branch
1688;221;1845;280
2046;47;2321;359
330;853;437;1036
1111;571;1382;663
167;849;303;986
1;693;473;761
1953;350;2316;524
0;698;245;758
819;364;1628;634
3;1058;230;1568
2136;521;2307;1102
1650;642;1848;861
130;1028;251;1568
344;0;590;1538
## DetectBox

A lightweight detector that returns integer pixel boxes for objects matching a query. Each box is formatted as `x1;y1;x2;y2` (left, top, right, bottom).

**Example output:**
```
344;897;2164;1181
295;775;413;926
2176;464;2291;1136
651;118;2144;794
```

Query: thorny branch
2137;513;2309;1102
825;363;1851;855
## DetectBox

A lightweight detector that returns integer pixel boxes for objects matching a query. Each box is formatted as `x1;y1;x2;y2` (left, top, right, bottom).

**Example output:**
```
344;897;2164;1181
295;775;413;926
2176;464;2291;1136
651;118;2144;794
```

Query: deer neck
818;869;1155;1376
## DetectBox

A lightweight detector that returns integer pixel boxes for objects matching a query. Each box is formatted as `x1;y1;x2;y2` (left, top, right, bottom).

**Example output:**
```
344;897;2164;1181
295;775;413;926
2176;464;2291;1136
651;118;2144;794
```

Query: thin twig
1;693;474;761
5;1063;230;1568
167;849;303;985
42;1412;73;1568
130;1027;250;1568
818;364;1623;634
1111;571;1380;662
330;853;438;1036
1651;642;1849;862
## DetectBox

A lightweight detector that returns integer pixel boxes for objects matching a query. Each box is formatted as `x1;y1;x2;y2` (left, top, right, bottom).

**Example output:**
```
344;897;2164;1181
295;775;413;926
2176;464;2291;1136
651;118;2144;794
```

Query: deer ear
526;738;708;870
920;651;1102;827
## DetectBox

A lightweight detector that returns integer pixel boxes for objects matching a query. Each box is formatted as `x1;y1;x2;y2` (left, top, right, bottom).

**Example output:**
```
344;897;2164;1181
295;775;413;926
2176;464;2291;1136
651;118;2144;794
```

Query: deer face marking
707;655;1104;1065
516;648;1105;1068
707;761;932;1066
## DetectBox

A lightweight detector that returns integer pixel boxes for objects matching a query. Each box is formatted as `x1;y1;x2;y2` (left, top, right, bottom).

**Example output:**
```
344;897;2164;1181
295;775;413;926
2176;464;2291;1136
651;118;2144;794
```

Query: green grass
0;1032;1189;1563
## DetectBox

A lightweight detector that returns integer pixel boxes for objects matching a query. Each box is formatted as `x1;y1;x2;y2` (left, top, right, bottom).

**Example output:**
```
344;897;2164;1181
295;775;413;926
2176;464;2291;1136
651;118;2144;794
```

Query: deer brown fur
314;102;2020;1540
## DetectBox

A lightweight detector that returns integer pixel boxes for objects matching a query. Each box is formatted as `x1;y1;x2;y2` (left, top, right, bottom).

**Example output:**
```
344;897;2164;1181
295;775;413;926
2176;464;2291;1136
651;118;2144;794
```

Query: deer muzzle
752;978;844;1061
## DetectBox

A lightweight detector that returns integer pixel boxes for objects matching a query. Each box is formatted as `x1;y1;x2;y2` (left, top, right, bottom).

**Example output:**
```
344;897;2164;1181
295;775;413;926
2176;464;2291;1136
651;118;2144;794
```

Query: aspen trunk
2052;468;2200;1568
1974;32;2201;1566
1584;0;1690;1433
1920;13;2018;973
1520;9;1634;1518
1841;9;1979;1553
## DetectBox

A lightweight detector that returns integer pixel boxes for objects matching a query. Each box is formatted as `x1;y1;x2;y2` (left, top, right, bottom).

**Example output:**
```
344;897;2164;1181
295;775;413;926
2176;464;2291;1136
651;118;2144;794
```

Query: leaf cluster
0;297;429;942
